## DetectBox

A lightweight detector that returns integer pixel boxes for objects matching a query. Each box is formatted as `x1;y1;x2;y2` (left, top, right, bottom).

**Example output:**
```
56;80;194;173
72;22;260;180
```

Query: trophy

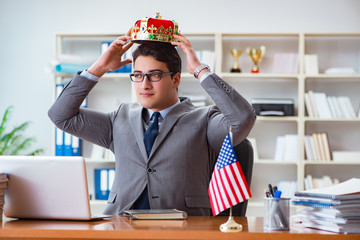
230;49;243;73
246;45;266;73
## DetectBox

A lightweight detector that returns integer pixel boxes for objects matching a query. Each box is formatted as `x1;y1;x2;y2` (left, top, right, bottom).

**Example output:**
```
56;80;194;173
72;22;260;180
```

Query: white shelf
219;73;299;79
256;116;299;122
304;117;360;122
305;74;360;79
255;159;298;165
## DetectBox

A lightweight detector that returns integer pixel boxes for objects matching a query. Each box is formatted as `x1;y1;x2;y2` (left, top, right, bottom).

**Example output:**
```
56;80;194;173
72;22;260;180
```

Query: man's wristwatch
193;64;210;78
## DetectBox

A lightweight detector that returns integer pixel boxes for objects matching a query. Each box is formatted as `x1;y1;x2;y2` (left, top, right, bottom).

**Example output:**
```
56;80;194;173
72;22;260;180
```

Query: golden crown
130;12;179;43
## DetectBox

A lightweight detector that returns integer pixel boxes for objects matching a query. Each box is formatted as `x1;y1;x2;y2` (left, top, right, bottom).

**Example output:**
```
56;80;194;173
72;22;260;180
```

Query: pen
268;184;274;197
274;190;282;198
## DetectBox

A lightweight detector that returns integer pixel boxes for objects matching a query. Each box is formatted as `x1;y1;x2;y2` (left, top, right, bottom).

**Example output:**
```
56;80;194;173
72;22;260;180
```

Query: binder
63;132;72;156
71;136;81;156
94;168;115;200
55;128;64;156
54;82;86;157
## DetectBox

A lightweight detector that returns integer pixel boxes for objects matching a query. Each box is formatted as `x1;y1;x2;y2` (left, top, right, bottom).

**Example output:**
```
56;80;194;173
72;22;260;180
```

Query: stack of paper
292;178;360;233
0;173;8;221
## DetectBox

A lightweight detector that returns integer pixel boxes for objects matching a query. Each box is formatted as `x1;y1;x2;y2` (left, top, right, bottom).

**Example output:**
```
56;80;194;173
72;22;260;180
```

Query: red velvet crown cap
131;12;179;43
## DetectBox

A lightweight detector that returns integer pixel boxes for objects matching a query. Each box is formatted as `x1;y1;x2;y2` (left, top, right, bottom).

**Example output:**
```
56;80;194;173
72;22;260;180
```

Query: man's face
133;55;180;112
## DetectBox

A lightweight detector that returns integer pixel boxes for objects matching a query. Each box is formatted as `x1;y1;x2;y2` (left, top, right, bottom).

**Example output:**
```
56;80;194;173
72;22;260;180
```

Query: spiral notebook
294;178;360;200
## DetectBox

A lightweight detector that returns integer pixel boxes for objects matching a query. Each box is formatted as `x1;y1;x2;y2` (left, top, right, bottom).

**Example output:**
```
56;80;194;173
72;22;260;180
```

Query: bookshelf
52;32;360;216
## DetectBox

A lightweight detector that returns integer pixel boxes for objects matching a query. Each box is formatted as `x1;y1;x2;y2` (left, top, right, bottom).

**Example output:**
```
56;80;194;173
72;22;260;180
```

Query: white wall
0;0;359;155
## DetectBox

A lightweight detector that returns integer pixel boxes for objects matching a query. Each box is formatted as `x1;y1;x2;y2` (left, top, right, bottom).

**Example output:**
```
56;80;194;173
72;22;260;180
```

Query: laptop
0;156;110;220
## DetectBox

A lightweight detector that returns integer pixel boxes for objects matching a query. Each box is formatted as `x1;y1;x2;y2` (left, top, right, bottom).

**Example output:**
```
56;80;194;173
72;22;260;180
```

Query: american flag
208;133;252;216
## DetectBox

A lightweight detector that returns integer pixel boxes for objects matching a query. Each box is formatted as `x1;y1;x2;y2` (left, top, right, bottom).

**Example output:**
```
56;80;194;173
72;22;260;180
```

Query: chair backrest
217;138;254;216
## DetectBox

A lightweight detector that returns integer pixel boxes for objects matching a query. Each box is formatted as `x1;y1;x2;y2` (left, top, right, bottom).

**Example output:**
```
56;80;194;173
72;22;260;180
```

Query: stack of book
292;178;360;234
274;134;298;162
304;55;319;75
304;91;357;119
0;173;8;221
304;132;331;161
272;52;299;74
303;175;339;190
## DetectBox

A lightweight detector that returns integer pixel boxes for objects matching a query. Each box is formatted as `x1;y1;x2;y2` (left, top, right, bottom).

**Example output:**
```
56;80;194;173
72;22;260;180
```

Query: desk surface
0;216;359;240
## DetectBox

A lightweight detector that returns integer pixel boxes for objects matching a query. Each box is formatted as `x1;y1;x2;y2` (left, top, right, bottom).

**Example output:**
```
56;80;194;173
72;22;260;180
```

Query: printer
251;98;295;116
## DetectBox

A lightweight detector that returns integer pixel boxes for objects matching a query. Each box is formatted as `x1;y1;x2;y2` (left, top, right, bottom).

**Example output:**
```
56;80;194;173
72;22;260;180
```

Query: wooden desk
0;216;359;240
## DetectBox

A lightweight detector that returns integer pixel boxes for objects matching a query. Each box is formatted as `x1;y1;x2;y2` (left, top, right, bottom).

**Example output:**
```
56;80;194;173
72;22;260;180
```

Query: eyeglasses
129;71;173;82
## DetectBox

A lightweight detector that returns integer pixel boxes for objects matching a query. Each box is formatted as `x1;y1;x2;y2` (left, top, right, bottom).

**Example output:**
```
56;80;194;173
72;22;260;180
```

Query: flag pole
219;126;243;233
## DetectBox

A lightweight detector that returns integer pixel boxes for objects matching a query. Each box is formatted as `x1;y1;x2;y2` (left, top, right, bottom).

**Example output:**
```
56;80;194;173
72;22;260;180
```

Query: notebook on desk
0;156;110;221
294;178;360;200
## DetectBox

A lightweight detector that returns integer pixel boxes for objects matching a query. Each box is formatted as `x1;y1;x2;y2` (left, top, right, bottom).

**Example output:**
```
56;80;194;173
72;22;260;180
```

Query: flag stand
219;207;243;232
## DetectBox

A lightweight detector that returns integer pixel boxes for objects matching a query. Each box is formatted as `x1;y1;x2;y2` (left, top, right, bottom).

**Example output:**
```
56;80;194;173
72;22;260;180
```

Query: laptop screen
0;156;93;220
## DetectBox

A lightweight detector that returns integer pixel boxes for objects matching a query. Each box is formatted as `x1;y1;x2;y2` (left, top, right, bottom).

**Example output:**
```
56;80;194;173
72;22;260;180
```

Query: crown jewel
131;12;179;43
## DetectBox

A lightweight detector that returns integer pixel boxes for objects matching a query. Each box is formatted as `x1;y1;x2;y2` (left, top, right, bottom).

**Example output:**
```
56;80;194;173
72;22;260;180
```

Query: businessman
48;32;256;216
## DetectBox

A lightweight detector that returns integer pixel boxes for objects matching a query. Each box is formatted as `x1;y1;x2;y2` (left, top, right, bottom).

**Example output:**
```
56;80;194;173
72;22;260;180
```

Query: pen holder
263;197;290;231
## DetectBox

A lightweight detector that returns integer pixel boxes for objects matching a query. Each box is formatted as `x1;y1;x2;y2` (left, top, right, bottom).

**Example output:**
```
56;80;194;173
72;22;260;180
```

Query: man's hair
132;42;181;75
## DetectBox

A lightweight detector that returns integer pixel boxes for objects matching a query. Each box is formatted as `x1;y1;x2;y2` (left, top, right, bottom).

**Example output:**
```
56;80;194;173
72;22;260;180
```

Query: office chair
218;138;254;216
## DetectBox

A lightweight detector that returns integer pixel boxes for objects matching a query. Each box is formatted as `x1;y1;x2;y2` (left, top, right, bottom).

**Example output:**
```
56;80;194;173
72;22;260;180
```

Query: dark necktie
143;112;160;156
133;112;160;209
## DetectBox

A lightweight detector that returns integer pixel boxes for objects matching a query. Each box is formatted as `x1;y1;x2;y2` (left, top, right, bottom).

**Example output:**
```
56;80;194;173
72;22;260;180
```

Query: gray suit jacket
48;72;256;216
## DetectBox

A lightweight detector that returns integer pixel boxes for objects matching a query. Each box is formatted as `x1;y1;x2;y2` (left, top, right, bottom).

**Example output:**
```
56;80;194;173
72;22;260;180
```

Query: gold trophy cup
246;46;266;73
230;49;242;72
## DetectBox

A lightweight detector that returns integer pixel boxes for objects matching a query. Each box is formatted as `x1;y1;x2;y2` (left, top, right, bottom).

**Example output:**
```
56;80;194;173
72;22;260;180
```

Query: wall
0;0;359;155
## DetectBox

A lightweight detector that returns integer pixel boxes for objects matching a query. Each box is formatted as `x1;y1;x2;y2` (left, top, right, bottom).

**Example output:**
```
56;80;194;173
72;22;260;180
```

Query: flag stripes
208;133;251;216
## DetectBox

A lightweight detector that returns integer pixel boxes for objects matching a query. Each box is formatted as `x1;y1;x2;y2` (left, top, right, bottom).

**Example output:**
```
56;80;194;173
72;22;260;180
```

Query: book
272;52;298;74
332;151;360;162
274;134;298;162
304;54;319;75
324;67;357;75
123;209;187;220
130;219;187;227
313;92;332;118
304;133;332;162
295;178;360;200
292;197;360;208
307;91;318;118
304;135;313;161
320;132;331;161
303;175;339;191
304;93;315;117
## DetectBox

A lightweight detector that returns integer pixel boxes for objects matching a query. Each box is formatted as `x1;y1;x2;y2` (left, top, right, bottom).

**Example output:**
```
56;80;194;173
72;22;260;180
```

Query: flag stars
216;134;238;170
